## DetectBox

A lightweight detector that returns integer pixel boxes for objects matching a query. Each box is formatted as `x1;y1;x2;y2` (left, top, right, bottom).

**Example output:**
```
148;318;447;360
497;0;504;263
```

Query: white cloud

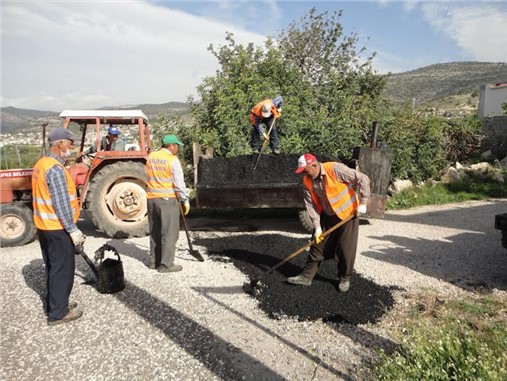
422;2;507;62
1;1;267;111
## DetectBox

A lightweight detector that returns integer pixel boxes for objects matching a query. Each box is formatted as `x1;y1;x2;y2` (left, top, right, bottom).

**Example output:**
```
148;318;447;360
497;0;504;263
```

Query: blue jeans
251;117;279;151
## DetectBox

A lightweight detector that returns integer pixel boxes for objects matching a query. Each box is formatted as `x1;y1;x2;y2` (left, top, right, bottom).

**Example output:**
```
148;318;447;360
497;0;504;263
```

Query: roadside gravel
1;199;506;380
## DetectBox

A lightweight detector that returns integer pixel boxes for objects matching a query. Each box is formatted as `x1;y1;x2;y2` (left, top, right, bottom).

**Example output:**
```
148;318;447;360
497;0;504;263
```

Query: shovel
75;243;99;278
253;118;276;170
244;214;354;295
178;202;205;262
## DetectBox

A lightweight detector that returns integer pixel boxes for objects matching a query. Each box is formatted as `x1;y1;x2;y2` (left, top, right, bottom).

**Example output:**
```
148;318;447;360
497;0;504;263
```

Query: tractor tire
0;203;37;247
86;161;149;238
298;209;314;233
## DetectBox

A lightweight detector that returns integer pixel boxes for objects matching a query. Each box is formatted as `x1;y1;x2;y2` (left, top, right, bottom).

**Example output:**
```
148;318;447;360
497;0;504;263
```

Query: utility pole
16;146;22;167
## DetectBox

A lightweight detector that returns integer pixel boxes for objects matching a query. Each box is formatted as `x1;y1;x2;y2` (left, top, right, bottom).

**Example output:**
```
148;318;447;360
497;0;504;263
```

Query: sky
1;0;506;112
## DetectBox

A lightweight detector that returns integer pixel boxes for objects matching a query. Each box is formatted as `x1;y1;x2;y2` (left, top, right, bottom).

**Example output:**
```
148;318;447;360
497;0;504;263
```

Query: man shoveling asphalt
287;153;370;292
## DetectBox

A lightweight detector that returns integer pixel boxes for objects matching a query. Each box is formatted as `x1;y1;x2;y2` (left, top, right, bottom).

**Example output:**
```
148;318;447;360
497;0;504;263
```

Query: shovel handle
253;118;276;170
267;214;354;274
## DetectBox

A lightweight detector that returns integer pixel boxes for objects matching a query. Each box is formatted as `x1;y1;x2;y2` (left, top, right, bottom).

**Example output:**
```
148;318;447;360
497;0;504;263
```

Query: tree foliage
188;7;486;183
189;8;387;159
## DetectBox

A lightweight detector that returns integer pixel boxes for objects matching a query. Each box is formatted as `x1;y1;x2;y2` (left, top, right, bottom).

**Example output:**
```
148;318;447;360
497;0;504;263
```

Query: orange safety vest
32;156;80;230
303;162;358;220
146;149;177;199
249;98;281;125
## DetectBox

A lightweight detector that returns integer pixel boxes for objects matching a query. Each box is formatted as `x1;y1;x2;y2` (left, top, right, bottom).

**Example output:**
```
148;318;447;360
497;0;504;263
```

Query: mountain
2;62;506;134
0;102;190;134
0;106;59;133
382;61;507;108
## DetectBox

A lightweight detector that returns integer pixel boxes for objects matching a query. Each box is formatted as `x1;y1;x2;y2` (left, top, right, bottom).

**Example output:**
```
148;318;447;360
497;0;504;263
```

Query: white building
478;83;507;118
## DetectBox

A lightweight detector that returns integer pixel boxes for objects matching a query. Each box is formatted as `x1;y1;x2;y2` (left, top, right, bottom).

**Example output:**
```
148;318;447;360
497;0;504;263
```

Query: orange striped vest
32;156;80;230
249;99;281;125
146;149;177;199
303;162;358;220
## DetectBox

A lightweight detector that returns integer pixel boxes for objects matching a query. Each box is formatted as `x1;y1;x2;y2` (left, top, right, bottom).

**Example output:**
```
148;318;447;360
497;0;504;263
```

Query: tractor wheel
0;203;37;247
298;209;314;233
86;161;148;238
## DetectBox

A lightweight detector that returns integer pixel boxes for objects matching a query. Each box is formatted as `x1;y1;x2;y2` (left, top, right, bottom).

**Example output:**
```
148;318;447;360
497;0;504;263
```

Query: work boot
253;149;260;154
287;274;312;286
338;278;350;292
47;307;83;326
68;301;78;310
158;264;183;273
272;148;280;155
148;261;157;270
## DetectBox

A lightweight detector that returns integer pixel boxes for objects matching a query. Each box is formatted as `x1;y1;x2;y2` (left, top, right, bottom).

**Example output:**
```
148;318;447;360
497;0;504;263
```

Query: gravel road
1;199;506;380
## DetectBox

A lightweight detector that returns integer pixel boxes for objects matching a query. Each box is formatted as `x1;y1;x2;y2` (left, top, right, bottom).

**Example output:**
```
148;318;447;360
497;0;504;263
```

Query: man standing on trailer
250;95;283;155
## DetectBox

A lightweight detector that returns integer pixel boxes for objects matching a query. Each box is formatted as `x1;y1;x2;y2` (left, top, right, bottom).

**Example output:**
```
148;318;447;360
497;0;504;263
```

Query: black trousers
37;229;75;321
147;198;180;268
302;214;359;280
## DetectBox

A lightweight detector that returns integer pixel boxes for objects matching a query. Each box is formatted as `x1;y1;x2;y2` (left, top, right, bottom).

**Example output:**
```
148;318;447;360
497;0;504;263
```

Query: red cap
295;153;317;173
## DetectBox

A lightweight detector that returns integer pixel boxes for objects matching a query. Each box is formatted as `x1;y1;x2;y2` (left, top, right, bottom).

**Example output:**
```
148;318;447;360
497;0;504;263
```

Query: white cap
261;103;272;118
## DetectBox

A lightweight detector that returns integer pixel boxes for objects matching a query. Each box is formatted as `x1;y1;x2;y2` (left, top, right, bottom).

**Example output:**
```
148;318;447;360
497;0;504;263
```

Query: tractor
0;110;152;247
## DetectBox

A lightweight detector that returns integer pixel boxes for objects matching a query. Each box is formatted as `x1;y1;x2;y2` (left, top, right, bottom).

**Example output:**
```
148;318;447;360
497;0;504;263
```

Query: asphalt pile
209;248;396;325
197;153;340;186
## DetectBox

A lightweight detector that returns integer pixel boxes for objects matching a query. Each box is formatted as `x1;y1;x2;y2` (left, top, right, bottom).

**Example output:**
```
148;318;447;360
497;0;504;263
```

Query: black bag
94;244;125;294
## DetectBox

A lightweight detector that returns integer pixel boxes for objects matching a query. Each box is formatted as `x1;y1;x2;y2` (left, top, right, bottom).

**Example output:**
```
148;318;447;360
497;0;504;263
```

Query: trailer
192;143;393;231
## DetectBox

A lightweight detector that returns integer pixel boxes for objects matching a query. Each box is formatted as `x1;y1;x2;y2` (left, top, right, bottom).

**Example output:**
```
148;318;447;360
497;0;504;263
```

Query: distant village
0;126;140;151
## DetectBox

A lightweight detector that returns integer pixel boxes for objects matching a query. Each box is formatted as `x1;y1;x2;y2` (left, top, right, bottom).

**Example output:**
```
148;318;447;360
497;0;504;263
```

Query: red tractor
0;110;153;247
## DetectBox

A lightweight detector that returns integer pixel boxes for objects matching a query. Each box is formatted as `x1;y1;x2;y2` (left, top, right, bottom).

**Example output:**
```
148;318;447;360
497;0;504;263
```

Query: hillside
0;102;189;134
382;61;507;108
2;61;506;134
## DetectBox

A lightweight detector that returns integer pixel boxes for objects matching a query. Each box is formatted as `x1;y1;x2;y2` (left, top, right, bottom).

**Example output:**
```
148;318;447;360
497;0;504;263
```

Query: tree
189;8;387;159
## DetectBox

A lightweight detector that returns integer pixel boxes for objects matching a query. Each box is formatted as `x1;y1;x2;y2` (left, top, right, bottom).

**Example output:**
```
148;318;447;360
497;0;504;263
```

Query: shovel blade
190;250;205;262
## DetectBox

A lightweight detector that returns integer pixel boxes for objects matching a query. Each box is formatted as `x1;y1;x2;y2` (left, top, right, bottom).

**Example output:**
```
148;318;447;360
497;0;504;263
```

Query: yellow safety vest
303;162;358;220
146;149;177;199
32;156;80;230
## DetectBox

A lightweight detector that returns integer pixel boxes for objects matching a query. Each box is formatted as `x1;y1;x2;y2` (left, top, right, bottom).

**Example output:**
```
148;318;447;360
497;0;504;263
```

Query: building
478;83;507;118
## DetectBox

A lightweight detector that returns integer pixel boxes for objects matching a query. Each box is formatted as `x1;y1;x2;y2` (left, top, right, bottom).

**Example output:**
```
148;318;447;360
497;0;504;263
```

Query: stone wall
482;116;507;159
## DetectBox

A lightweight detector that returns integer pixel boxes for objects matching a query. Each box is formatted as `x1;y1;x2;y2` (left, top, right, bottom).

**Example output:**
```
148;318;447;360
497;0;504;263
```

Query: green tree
189;8;387;159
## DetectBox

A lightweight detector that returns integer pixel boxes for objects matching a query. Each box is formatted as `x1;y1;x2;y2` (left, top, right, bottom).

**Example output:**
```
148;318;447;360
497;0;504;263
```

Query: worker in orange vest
288;153;370;292
145;134;190;273
32;127;84;325
250;95;283;155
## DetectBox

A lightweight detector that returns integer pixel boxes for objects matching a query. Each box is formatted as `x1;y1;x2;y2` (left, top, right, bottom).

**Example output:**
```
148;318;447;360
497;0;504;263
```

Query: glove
70;229;85;246
183;201;190;216
313;227;324;244
357;204;367;216
262;132;269;141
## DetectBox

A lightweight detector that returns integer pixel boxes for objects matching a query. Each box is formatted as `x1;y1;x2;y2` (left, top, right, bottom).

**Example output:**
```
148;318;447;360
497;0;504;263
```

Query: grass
369;293;507;381
374;171;507;380
387;172;507;210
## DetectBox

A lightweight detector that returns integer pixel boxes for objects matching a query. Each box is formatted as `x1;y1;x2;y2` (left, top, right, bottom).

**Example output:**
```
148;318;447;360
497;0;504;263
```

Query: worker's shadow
21;258;103;311
21;259;46;312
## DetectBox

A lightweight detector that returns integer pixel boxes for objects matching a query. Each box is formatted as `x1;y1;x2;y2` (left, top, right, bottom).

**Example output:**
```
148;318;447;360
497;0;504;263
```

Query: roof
59;110;149;124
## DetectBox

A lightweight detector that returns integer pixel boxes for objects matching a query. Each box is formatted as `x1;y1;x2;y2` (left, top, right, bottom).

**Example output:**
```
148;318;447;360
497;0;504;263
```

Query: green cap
162;134;183;146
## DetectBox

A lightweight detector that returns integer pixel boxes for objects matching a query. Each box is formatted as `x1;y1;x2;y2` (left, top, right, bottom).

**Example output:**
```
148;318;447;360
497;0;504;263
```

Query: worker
145;134;190;273
32;127;85;325
287;153;370;292
84;125;126;155
250;95;283;155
